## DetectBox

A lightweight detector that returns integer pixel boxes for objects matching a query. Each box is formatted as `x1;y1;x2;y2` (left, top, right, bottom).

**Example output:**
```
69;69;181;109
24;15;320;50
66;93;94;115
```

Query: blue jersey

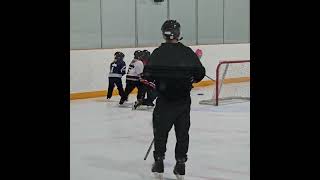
109;59;126;78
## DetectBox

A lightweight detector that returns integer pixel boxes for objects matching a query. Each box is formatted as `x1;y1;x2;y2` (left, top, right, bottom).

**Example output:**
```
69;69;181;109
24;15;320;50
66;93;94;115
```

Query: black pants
140;85;158;105
120;80;144;102
107;77;125;99
142;88;158;105
140;85;148;100
152;95;191;161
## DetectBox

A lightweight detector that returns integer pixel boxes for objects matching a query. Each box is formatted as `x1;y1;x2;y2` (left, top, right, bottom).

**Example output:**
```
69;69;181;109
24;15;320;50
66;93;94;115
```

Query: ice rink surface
71;86;250;180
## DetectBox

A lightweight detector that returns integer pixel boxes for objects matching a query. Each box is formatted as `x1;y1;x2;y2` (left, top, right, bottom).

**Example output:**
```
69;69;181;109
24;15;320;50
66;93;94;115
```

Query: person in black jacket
143;20;206;178
106;52;126;100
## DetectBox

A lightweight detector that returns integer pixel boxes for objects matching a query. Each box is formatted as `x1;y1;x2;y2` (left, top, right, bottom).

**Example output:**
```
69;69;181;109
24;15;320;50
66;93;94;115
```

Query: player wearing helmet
106;52;126;100
144;20;206;179
119;50;145;105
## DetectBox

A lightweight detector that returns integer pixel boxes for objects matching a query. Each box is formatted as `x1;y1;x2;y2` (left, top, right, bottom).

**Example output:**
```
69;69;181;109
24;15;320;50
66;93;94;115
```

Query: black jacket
144;42;205;100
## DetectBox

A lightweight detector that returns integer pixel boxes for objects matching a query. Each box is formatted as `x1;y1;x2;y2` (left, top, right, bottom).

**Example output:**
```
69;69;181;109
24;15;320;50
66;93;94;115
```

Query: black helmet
134;50;143;59
161;20;181;40
142;50;151;59
114;51;125;60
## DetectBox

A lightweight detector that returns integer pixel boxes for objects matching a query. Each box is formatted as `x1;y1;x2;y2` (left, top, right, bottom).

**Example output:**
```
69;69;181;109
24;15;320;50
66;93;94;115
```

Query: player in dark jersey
144;20;206;179
106;52;126;100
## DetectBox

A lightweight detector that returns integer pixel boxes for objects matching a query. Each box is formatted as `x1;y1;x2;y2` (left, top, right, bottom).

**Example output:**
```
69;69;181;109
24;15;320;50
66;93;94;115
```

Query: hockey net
199;60;250;106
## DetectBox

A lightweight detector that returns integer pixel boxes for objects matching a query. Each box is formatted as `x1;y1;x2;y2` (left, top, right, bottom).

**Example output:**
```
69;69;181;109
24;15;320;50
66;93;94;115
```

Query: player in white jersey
119;50;145;105
133;50;158;109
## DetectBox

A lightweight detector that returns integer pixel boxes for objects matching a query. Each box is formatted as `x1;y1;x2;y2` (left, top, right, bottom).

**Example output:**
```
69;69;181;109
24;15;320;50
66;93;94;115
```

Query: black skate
147;103;155;108
173;160;185;180
119;99;125;105
132;100;143;110
106;96;111;101
151;157;164;179
119;97;128;105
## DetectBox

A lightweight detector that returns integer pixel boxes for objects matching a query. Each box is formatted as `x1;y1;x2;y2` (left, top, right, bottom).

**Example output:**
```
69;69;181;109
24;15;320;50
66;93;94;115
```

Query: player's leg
133;83;147;109
136;82;145;101
152;97;175;173
114;78;125;99
173;96;191;176
120;80;135;104
107;77;115;99
145;89;158;106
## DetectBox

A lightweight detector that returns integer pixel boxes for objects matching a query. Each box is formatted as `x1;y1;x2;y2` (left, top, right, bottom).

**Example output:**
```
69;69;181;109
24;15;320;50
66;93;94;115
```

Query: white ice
70;86;250;180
